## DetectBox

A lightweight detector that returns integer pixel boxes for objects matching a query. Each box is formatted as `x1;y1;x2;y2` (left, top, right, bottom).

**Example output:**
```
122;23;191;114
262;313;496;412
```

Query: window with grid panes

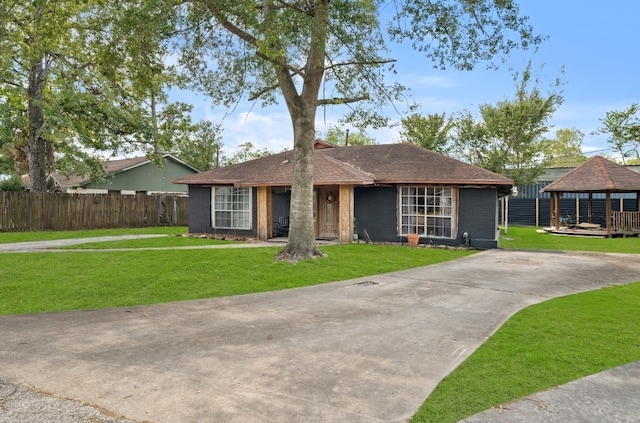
400;186;452;237
212;187;252;229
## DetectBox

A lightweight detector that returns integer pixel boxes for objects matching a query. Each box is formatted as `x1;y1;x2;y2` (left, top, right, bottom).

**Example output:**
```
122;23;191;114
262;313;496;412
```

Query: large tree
171;120;224;171
451;62;562;186
176;0;544;260
0;0;184;190
399;113;452;154
322;126;377;146
542;128;587;167
595;103;640;164
221;141;273;166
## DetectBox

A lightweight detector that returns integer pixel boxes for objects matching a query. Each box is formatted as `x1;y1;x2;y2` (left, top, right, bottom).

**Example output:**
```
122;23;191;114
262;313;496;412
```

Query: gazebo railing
611;211;640;230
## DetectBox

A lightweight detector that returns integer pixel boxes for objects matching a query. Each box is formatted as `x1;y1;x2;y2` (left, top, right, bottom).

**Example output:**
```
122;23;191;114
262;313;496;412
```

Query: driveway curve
1;249;639;422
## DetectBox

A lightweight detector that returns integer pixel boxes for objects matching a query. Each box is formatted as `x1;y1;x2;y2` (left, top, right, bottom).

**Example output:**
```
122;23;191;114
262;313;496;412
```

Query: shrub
0;175;24;191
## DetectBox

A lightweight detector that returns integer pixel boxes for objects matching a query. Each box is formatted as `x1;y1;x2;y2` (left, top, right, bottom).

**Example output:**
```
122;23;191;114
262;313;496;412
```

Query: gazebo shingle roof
174;143;513;187
541;156;640;193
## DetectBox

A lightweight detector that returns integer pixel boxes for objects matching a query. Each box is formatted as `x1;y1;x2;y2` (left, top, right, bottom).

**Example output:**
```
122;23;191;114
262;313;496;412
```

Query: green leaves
450;61;563;186
595;103;640;164
399;113;453;154
388;0;546;71
0;0;192;187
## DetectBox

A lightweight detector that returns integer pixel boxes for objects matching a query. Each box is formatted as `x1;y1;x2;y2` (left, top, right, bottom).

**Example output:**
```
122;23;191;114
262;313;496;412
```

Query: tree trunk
275;0;329;262
27;59;47;192
277;117;324;262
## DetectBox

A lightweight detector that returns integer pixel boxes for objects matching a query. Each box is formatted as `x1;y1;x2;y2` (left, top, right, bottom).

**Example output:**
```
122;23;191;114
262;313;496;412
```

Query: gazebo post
588;192;593;224
554;192;561;230
606;191;612;237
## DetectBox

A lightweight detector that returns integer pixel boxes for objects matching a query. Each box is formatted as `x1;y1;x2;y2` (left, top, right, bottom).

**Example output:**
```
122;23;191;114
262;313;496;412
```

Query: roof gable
541;156;640;192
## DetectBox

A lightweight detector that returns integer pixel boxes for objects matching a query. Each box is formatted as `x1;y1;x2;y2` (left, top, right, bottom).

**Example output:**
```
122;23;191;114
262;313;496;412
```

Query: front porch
256;184;355;243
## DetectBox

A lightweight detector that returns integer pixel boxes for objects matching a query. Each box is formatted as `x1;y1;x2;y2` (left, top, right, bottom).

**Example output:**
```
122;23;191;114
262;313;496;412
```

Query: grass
0;243;473;315
499;225;640;253
412;282;640;422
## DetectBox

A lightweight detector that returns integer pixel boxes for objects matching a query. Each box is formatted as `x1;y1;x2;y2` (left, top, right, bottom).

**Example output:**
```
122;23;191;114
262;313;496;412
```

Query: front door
316;187;339;239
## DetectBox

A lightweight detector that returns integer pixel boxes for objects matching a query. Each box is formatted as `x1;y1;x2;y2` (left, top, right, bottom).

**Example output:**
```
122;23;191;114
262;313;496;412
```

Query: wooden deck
542;226;640;238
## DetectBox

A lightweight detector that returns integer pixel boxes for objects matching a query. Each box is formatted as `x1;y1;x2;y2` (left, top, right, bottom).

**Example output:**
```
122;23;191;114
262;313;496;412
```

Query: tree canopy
0;0;189;190
595;103;640;164
322;126;377;146
542;128;587;167
450;62;563;186
399;113;452;154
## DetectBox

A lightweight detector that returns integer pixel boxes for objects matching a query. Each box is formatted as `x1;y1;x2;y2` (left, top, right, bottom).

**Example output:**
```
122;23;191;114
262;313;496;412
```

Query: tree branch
317;96;369;106
324;58;396;71
248;83;280;101
202;1;303;77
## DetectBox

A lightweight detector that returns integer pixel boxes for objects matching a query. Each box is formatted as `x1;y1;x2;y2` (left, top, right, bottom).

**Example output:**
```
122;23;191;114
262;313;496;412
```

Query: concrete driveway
1;249;640;422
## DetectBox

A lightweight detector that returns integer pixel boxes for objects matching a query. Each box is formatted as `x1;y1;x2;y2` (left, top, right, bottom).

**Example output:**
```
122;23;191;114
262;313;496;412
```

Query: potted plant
406;216;420;247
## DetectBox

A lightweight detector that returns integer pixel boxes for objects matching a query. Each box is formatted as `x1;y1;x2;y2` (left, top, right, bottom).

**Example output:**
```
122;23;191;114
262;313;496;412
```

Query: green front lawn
0;243;473;315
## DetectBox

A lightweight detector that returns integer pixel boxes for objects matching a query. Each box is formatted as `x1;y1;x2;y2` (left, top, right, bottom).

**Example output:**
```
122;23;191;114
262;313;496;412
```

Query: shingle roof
541;155;640;193
174;143;512;187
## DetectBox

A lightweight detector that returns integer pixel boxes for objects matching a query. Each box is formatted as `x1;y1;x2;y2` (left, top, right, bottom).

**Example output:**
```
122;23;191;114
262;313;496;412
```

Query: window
212;187;252;229
400;186;453;238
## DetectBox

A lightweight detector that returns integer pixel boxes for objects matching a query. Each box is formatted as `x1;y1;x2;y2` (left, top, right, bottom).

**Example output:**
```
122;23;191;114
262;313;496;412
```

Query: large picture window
400;186;453;238
212;187;252;229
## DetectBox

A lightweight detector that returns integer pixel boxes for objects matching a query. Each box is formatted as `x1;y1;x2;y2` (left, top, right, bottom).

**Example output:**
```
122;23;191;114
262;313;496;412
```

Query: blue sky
175;1;640;158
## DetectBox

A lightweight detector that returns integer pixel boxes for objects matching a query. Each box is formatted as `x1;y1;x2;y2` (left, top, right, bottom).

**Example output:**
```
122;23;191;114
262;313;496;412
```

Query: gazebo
540;156;640;237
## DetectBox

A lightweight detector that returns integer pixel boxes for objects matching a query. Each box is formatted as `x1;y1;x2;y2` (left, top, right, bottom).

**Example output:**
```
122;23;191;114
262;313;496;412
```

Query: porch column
256;186;272;241
339;184;354;243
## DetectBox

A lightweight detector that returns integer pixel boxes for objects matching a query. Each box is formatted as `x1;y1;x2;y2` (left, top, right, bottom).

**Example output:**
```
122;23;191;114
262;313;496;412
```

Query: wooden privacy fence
0;191;188;232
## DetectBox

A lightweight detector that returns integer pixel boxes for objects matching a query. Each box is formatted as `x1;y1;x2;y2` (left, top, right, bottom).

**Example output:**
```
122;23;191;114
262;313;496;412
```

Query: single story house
174;142;513;248
22;154;199;194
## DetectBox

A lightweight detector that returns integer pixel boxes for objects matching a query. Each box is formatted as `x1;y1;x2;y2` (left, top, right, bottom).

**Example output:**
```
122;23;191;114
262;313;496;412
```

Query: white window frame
399;186;456;238
211;187;252;230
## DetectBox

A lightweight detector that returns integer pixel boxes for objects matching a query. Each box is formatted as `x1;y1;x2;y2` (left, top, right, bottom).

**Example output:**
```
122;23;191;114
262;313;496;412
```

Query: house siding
88;161;192;193
458;188;499;249
354;186;398;242
354;186;500;248
187;186;258;238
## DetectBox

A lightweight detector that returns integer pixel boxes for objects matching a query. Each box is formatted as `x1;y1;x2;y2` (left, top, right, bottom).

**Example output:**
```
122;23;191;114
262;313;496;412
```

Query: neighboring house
174;142;512;249
22;154;199;194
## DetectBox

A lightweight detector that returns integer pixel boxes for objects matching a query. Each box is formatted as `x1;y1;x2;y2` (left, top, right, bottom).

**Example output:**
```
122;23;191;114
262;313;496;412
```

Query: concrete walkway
461;361;640;423
0;235;169;253
1;247;640;422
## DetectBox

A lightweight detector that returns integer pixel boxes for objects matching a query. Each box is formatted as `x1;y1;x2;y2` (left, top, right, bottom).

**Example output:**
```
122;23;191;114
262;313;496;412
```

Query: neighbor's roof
48;154;199;188
174;143;513;187
541;155;640;193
